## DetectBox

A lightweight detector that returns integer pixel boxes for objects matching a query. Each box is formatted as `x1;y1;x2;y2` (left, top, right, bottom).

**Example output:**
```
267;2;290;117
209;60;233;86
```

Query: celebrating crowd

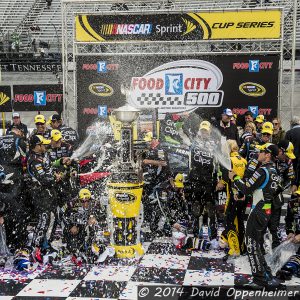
0;108;300;288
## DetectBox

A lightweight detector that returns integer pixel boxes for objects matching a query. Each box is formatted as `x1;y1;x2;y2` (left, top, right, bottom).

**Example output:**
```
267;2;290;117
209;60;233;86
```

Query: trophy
106;86;144;258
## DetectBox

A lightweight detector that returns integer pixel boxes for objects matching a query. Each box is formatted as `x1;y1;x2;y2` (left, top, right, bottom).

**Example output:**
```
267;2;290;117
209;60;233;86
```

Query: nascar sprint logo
129;60;224;114
239;82;266;97
115;193;136;202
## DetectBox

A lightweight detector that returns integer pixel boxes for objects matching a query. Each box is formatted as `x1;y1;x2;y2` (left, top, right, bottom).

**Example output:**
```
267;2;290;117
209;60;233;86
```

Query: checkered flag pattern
136;93;182;107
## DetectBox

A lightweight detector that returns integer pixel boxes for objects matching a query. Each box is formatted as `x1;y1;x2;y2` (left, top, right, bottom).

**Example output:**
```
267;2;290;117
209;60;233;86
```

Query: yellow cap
261;122;273;135
199;120;211;131
79;188;91;200
255;142;273;151
255;115;265;123
143;131;153;142
174;173;184;188
286;142;296;159
34;114;46;124
51;129;62;142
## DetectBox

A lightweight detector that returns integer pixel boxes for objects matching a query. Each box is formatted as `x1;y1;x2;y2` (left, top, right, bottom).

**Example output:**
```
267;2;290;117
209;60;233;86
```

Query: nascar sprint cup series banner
75;9;281;42
76;54;279;138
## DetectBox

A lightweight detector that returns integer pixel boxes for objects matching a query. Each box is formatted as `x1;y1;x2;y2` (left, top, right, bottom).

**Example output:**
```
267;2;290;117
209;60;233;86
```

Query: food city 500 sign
129;60;224;114
76;54;279;137
75;9;281;42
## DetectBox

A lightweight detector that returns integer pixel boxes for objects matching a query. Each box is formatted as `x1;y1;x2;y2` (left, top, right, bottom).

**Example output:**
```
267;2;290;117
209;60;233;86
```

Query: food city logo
89;83;114;97
14;93;62;103
129;60;224;114
0;92;10;106
233;60;273;72
81;61;119;73
239;82;266;97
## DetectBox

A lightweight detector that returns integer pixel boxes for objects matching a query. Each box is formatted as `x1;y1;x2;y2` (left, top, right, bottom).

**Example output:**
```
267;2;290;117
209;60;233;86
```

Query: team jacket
239;137;264;160
285;198;300;235
233;162;281;205
189;138;218;182
47;142;73;163
0;134;27;166
27;152;55;187
61;198;102;227
58;125;79;148
30;129;51;139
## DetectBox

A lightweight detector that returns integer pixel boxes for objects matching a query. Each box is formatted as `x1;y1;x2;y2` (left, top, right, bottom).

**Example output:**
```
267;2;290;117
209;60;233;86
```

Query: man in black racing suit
27;135;60;262
189;121;219;239
229;144;282;287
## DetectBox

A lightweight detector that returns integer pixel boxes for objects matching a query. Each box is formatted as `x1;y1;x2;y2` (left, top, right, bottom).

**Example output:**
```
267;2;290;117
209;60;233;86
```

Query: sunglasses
273;122;279;125
262;133;271;136
36;123;45;126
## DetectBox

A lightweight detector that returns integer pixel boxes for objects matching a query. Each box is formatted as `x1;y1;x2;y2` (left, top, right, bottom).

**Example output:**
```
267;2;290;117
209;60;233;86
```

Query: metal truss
62;0;298;130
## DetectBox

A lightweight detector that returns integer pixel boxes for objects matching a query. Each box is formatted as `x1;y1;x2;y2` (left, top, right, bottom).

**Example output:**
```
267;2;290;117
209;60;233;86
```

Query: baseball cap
174;173;184;188
278;140;296;159
199;120;211;131
223;108;233;117
34;114;46;124
12;112;20;118
30;135;51;147
264;144;279;158
255;115;265;123
261;122;273;135
51;129;62;142
79;188;91;200
47;114;61;124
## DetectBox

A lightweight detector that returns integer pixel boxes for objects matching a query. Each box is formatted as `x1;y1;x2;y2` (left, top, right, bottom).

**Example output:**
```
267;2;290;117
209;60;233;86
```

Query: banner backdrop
0;86;12;112
13;84;63;112
76;54;279;138
75;9;281;42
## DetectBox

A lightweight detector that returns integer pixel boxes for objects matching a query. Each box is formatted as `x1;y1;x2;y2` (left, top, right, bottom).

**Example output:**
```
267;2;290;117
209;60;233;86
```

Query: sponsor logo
232;108;272;115
83;107;98;115
89;83;114;97
130;60;224;114
116;248;135;255
14;94;62;103
101;24;152;35
248;106;259;117
82;63;119;71
249;60;260;72
115;193;136;202
232;61;273;71
165;74;183;95
239;82;266;97
0;92;10;106
212;21;274;29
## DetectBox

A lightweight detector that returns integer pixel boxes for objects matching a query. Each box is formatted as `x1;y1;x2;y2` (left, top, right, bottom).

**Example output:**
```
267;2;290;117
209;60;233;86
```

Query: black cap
50;114;61;122
277;140;289;151
265;144;279;158
30;135;51;147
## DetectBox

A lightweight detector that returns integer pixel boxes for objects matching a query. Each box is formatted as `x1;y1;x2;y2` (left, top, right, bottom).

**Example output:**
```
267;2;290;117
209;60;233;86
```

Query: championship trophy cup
107;104;144;258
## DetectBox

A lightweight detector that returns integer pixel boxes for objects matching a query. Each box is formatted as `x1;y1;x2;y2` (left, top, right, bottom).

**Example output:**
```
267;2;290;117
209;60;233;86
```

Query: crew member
48;114;79;149
229;144;282;287
27;135;60;262
31;114;51;139
189;121;219;239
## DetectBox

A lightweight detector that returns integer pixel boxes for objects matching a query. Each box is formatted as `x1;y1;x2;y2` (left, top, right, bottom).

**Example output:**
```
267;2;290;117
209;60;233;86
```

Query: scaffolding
61;0;298;130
